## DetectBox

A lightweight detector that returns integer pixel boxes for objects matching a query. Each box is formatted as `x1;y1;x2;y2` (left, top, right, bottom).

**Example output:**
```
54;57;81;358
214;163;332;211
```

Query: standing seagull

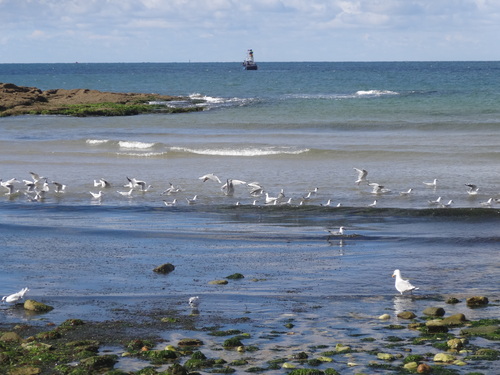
188;296;200;309
2;287;29;304
392;269;419;295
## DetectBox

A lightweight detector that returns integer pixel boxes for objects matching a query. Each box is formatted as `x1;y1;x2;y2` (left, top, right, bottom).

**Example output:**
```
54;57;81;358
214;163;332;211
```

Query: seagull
29;172;45;184
199;173;221;184
423;179;438;188
188;296;200;309
117;189;134;198
353;168;369;185
2;287;29;304
321;199;332;206
186;195;197;204
265;192;278;204
480;198;493;207
162;183;181;195
90;191;103;199
428;197;442;205
1;178;18;188
163;199;177;206
248;182;264;197
369;199;377;207
3;183;20;196
94;178;111;188
221;179;235;196
23;179;36;192
465;184;479;195
399;188;413;196
328;226;345;236
369;183;391;194
392;269;419;295
439;199;453;208
52;181;66;193
126;177;148;191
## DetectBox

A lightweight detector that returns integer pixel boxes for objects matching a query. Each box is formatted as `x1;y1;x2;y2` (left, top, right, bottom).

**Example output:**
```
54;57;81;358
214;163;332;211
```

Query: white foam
116;152;167;158
86;139;109;145
355;90;398;97
118;141;156;149
171;147;309;157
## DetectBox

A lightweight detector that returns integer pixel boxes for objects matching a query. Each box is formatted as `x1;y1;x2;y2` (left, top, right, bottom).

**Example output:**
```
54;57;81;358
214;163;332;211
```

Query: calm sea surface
1;62;499;373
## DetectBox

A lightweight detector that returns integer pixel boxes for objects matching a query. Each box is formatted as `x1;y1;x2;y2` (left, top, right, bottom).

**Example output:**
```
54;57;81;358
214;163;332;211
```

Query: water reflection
393;295;417;315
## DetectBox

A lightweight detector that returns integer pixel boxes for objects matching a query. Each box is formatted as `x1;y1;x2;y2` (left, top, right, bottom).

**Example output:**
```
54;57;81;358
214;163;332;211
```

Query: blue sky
1;0;499;63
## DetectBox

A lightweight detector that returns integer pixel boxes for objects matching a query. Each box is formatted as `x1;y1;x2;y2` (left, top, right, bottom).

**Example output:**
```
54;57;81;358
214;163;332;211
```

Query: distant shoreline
0;82;203;117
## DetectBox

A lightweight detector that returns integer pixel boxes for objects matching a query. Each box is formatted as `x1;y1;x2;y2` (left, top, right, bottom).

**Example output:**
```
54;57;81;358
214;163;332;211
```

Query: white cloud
0;0;499;62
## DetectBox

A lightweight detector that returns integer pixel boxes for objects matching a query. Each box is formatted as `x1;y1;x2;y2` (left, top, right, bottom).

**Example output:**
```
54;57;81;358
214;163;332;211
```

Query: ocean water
1;62;499;372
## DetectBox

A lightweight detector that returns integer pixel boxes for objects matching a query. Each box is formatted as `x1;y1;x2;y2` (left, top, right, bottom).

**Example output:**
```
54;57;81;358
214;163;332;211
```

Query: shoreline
0;82;204;117
1;294;498;374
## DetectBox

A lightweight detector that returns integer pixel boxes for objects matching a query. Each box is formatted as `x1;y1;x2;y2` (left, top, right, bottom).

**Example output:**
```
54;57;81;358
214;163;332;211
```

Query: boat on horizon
242;49;258;70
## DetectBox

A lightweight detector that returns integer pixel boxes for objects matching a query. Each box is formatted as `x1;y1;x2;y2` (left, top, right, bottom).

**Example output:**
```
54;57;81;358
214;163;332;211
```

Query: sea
0;62;499;373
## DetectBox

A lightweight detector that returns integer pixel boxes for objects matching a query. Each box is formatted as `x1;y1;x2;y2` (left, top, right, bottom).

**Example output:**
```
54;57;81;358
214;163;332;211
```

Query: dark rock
397;311;416;319
422;307;445;317
446;297;460;304
466;296;489;307
153;263;175;274
441;313;467;326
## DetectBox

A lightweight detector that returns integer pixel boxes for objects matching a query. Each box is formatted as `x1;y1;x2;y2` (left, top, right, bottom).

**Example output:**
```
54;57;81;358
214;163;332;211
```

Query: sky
1;0;499;63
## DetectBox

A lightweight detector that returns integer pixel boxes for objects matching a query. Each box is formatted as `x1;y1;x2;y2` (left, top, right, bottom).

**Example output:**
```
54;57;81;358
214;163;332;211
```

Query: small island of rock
0;82;203;117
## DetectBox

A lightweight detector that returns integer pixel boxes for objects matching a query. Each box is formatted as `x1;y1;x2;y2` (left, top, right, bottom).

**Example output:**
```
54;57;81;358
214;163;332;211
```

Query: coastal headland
0;82;203;117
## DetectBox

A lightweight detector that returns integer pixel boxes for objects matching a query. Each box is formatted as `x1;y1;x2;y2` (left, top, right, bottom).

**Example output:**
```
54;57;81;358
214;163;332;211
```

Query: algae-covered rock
404;362;418;370
447;338;464;350
446;297;460;304
0;331;24;343
377;352;395;361
153;263;175;274
23;299;54;313
288;369;324;375
165;363;189;375
223;337;244;348
226;273;245;280
466;296;489;307
7;366;42;375
441;313;467;326
461;325;500;340
177;338;203;347
423;307;445;317
433;352;456;362
209;279;229;285
80;354;118;370
397;311;416;319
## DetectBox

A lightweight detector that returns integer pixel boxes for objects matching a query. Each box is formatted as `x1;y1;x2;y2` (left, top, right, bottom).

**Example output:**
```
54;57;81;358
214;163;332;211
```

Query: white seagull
186;195;197;204
480;198;493;207
423;179;438;188
439;199;454;208
392;269;419;295
2;287;29;304
94;178;111;188
353;168;369;185
369;183;391;195
328;226;345;236
465;184;479;195
188;296;200;309
399;188;413;196
52;181;66;193
90;191;103;199
117;189;134;198
199;173;221;184
163;199;177;206
428;197;442;205
369;199;377;207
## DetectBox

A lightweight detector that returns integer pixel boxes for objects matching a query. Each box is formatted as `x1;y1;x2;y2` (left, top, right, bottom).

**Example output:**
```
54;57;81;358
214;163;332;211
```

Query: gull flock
0;169;498;209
